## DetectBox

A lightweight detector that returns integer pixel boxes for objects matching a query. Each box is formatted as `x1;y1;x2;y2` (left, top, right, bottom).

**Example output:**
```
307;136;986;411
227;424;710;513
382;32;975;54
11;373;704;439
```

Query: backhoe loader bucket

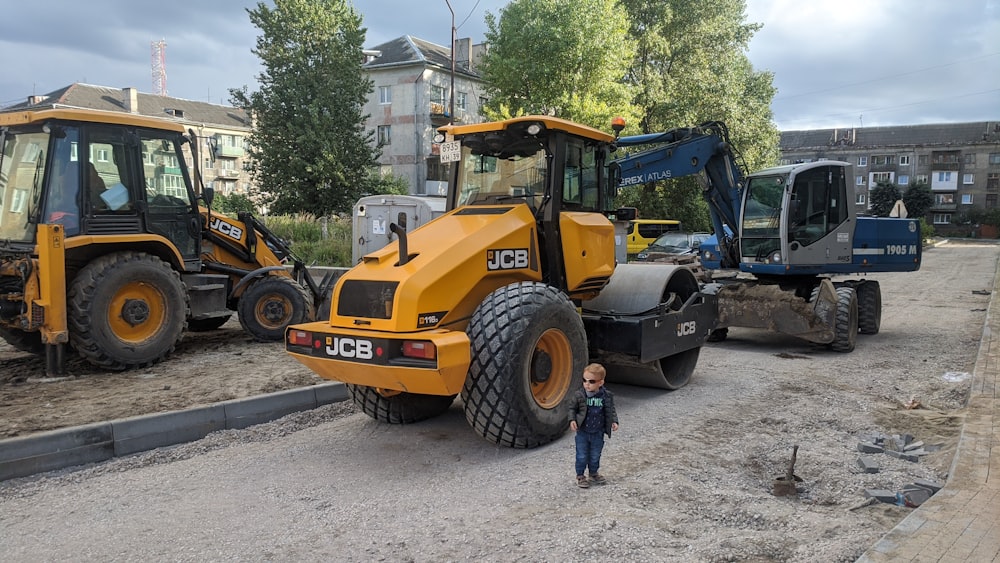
711;278;838;344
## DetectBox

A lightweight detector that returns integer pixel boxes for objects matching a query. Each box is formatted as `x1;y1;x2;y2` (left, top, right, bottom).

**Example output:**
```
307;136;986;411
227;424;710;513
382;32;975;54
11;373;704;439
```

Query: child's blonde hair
584;363;606;381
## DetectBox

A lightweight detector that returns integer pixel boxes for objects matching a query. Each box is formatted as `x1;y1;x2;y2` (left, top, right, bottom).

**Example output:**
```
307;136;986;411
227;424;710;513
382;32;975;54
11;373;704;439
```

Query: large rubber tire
0;327;44;355
238;276;314;341
347;384;457;424
829;286;858;353
187;315;232;332
462;282;587;449
706;328;728;343
68;252;188;370
857;281;882;335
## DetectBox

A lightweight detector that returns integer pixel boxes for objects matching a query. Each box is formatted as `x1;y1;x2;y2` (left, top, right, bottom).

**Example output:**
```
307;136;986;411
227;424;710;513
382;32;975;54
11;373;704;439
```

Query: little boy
568;362;619;488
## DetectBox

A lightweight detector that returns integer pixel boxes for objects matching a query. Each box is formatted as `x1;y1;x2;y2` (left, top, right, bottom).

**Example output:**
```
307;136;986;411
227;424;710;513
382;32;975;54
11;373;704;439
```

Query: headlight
768;251;782;264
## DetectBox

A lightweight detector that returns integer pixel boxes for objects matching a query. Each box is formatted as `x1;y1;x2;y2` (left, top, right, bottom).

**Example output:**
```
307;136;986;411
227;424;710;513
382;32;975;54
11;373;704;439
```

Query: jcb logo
676;321;697;337
209;217;244;241
487;248;529;271
325;337;374;360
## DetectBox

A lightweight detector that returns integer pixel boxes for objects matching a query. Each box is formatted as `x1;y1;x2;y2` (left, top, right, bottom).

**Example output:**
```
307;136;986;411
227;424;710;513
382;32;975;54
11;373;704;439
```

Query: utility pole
445;0;456;123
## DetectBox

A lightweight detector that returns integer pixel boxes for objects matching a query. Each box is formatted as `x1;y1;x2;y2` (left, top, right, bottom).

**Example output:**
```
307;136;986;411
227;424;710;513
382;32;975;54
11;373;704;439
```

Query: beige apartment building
780;122;1000;229
3;83;252;197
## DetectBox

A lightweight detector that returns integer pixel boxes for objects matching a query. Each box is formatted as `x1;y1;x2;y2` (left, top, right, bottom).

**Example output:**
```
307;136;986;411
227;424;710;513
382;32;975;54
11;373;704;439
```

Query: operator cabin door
786;164;851;265
139;131;201;268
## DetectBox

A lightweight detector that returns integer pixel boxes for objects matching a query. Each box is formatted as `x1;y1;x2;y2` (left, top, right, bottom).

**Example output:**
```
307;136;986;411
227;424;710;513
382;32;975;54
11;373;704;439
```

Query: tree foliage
480;0;638;129
869;181;903;216
616;0;778;228
230;0;379;216
902;181;933;219
213;192;258;215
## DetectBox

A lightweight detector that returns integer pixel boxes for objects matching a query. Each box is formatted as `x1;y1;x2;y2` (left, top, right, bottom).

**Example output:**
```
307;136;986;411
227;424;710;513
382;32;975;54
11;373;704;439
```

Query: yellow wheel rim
107;280;167;344
254;293;293;329
530;328;573;409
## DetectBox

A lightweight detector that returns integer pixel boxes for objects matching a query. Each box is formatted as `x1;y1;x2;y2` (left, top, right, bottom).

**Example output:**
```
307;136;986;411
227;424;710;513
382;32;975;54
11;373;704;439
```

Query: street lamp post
445;0;456;123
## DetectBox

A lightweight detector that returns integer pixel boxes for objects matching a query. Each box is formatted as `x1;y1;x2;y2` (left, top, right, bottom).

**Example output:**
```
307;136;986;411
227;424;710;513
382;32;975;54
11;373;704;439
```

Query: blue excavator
614;120;921;352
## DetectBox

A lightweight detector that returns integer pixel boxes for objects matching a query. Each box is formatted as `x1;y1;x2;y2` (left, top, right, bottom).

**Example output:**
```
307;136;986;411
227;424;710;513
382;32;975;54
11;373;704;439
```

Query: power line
775;51;1000;101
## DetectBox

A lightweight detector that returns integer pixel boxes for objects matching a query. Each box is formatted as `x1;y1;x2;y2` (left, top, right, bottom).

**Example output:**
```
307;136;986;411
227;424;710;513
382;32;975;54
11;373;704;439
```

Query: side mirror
202;186;215;207
610;207;637;222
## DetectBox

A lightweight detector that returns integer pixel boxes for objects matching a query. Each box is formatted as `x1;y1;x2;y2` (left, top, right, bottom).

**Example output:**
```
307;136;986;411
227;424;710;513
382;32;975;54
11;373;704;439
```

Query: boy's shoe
589;473;607;485
576;475;590;488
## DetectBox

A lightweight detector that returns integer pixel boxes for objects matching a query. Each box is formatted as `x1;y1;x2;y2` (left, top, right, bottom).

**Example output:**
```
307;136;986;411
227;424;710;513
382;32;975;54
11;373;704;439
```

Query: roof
781;121;1000;151
364;35;482;79
1;83;250;130
0;108;186;132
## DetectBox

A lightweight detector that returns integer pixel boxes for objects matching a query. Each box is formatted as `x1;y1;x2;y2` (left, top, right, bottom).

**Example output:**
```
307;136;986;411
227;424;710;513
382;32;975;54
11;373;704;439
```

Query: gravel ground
0;240;995;562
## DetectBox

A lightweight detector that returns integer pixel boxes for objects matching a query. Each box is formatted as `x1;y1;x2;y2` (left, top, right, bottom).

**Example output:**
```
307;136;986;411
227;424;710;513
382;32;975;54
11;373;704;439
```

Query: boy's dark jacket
568;387;619;438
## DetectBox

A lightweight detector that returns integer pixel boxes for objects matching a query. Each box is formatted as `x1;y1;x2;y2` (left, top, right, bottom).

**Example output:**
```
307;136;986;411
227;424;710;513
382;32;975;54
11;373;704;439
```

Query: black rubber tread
706;328;729;343
830;286;858;353
237;276;315;341
0;327;44;355
187;315;232;332
462;282;587;449
68;251;188;370
857;281;882;335
347;384;457;424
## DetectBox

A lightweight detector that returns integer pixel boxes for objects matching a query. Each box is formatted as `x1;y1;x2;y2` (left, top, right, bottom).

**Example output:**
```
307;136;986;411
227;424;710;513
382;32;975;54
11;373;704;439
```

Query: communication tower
151;39;167;96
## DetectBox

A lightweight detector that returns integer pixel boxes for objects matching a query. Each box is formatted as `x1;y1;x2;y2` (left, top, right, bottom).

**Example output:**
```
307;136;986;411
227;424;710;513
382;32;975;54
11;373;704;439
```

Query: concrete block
883;436;903;452
112;405;226;456
903;440;924;451
857;456;880;473
900;487;932;507
0;423;114;481
886;449;919;462
864;489;897;504
857;441;884;454
314;382;349;405
224;387;317;430
912;478;944;493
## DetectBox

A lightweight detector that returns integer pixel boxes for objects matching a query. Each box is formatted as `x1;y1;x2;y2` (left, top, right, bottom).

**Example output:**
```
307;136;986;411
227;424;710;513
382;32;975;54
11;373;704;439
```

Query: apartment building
3;83;252;197
780;122;1000;228
362;36;489;195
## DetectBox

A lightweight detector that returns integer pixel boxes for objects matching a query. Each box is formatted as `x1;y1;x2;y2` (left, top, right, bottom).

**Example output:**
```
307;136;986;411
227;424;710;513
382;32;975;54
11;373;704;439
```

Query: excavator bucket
711;279;838;344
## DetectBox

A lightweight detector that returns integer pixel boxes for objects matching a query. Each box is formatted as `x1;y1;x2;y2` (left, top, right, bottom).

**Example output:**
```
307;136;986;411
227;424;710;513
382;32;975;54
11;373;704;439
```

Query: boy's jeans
575;430;605;476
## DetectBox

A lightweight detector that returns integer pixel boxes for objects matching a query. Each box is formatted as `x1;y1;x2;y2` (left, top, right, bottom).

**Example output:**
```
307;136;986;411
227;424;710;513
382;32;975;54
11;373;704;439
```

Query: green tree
902;181;933;219
869;181;902;216
213;192;259;215
617;0;777;228
480;0;638;129
230;0;379;216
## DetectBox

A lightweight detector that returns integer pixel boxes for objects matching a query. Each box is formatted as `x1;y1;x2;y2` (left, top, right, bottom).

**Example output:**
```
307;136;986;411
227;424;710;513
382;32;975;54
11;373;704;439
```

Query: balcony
216;145;244;158
930;203;957;212
216;169;240;178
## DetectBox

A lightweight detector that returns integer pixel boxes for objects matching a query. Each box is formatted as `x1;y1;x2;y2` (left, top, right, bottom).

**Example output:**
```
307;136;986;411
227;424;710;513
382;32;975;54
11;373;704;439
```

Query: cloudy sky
0;0;996;131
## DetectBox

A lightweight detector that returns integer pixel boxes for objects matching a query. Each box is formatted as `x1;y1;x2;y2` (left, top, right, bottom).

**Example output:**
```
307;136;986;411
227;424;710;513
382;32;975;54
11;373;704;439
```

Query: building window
872;155;894;166
379;85;391;104
935;193;954;205
95;148;110;162
988;173;999;192
938;171;952;182
964;153;976;165
872;172;892;184
780;158;791;165
916;174;929;184
919;155;929;166
962;194;974;204
899;155;910;166
856;175;865;186
855;193;866;205
456;91;467;111
990;153;1000;165
377;125;391;145
933;214;951;225
963;173;975;184
431;86;446;105
988;194;998;208
857;156;867;167
898;175;909;185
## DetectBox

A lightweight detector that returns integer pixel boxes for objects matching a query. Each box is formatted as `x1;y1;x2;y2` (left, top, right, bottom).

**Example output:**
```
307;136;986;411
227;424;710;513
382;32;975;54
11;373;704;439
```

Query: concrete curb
0;382;348;482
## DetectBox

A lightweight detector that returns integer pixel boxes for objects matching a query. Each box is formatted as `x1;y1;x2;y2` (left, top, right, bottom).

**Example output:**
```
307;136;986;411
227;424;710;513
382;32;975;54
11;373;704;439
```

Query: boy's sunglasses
583;378;600;384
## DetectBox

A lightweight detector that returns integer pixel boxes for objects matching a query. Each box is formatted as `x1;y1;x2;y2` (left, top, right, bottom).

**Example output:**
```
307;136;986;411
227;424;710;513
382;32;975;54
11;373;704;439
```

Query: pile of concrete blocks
855;432;945;507
864;479;944;508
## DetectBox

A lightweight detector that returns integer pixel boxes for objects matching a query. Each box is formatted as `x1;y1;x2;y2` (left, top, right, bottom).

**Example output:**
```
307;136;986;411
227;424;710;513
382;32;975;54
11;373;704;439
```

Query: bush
260;214;353;266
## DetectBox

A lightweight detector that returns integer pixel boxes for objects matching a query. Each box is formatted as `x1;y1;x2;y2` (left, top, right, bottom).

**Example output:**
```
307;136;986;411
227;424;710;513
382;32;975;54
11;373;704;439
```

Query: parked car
634;231;712;262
